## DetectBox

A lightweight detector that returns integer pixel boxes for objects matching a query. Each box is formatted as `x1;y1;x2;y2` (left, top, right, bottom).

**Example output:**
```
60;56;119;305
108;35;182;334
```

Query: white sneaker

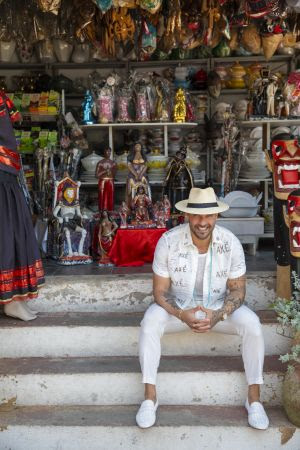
136;399;158;428
245;398;269;430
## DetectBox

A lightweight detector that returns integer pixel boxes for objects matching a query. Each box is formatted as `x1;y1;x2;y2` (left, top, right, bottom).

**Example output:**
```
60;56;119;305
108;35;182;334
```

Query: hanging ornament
138;0;162;14
36;0;61;14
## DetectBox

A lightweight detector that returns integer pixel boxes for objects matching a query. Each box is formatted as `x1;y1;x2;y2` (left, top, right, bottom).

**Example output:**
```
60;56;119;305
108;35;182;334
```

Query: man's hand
181;306;211;333
193;305;222;330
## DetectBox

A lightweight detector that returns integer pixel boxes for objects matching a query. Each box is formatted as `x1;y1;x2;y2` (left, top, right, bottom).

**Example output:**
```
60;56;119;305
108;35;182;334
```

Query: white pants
139;303;265;386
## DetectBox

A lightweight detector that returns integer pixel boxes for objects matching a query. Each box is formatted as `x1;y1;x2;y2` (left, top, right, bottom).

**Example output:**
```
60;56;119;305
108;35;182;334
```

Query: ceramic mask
286;189;300;256
207;71;221;98
266;138;300;199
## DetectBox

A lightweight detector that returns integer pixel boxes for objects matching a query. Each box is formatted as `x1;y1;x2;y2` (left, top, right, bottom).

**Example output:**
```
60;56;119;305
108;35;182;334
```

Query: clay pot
283;364;300;427
0;40;16;62
282;331;300;427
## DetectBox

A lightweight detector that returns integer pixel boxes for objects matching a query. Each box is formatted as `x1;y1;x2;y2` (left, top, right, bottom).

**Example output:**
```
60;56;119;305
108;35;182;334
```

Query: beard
189;222;214;241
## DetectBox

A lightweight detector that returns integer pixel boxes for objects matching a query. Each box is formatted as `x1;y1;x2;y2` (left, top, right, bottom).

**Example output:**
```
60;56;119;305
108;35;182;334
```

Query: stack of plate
148;169;166;182
80;170;98;183
168;127;183;155
239;127;270;180
219;191;259;218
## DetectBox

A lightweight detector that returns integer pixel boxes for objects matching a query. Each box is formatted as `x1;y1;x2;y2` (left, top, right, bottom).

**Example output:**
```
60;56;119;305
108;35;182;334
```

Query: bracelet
178;309;184;321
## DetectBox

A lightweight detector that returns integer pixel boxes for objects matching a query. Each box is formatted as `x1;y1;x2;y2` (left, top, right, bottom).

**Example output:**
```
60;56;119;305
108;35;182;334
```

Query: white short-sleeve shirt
152;223;246;310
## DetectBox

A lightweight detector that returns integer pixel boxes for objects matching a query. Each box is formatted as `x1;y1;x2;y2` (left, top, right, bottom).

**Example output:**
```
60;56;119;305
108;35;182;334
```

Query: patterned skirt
0;171;45;303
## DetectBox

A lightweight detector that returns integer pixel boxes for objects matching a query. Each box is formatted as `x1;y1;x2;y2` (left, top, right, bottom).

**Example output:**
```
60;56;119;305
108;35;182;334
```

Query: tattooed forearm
210;275;246;327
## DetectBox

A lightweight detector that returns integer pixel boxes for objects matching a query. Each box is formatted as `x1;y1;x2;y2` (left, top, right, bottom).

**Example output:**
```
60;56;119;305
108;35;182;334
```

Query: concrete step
0;405;298;450
0;311;290;358
29;272;276;312
0;355;284;407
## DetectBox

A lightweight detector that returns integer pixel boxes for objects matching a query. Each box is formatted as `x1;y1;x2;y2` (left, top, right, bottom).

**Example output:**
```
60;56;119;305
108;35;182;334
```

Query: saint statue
132;184;153;223
95;147;117;212
97;209;118;266
126;142;151;206
163;145;194;212
50;176;92;265
118;201;130;228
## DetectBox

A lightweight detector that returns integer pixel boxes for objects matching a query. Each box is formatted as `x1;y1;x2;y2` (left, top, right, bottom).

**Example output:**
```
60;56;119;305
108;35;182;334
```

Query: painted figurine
131;184;153;223
118;201;130;228
162;194;171;221
126;142;151;206
266;74;278;117
50;176;92;265
95;147;117;212
173;88;186;123
81;90;95;125
163;145;194;212
96;209;118;266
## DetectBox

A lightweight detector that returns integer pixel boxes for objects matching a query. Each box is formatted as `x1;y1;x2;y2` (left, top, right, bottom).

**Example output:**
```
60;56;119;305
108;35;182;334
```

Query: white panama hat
175;187;229;215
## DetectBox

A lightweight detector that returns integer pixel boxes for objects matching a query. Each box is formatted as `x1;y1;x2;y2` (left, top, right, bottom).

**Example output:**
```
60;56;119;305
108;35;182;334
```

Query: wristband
178;309;184;321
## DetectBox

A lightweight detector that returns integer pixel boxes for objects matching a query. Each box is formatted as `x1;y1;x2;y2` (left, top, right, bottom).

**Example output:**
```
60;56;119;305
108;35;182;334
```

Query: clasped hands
180;305;216;333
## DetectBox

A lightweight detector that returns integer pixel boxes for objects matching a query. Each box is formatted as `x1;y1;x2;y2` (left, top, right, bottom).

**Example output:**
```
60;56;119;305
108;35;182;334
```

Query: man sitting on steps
136;187;269;430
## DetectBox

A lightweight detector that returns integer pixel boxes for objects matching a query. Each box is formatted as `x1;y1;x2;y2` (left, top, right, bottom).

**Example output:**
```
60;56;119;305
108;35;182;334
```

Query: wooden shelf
240;119;300;127
81;122;199;129
0;54;293;72
238;178;272;183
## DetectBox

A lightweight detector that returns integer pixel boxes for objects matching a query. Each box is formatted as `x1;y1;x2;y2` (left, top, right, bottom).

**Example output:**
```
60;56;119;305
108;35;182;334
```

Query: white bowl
220;206;259;218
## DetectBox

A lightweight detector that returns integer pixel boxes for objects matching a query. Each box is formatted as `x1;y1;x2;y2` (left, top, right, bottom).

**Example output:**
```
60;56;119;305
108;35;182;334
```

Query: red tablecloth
108;228;167;267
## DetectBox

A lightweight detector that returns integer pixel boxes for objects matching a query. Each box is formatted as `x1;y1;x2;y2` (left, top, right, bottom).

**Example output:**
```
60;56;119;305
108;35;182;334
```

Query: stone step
0;311;289;358
0;405;298;450
0;355;284;407
29;272;276;313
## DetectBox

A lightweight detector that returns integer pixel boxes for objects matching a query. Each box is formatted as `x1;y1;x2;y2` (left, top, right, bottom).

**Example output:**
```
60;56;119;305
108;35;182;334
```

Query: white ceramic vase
71;43;90;63
53;39;73;63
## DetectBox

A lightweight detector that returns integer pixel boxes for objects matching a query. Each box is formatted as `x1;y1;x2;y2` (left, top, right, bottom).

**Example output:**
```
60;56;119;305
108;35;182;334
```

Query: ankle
248;386;260;404
144;384;156;403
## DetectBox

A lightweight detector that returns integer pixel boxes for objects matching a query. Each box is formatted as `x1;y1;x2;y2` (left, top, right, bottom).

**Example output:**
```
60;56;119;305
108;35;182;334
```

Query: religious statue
163;145;194;213
48;176;92;265
266;74;278;117
173;88;186;123
95;147;117;212
96;209;118;266
81;90;95;125
153;198;169;228
162;194;171;221
282;71;300;118
131;184;153;224
126;142;151;206
118;201;130;228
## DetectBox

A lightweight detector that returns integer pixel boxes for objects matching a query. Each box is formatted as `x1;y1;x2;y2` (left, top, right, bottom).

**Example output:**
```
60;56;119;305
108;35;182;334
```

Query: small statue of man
97;209;118;266
266;74;278;117
95;147;117;212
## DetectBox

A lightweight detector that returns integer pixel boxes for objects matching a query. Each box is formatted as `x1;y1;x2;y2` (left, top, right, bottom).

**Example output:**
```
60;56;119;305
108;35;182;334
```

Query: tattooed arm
153;273;209;330
193;275;246;333
210;275;246;327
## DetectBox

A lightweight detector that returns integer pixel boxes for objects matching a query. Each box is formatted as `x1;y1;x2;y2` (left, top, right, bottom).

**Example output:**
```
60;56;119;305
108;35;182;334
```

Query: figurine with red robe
95;147;117;212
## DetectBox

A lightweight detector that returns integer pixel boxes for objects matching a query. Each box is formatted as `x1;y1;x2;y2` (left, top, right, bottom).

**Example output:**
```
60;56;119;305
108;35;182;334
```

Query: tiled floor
43;239;276;277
